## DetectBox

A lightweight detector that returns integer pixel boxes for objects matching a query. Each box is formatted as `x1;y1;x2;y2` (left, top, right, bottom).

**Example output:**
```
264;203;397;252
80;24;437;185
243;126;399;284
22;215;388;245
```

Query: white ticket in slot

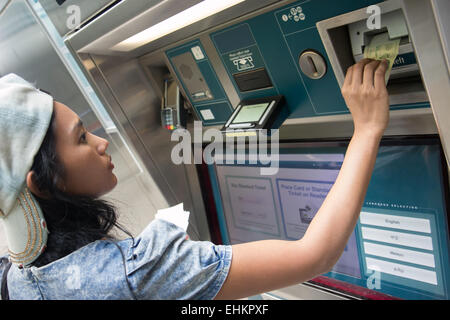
200;109;215;120
360;211;431;233
366;257;438;285
363;242;436;268
191;46;205;60
361;227;433;250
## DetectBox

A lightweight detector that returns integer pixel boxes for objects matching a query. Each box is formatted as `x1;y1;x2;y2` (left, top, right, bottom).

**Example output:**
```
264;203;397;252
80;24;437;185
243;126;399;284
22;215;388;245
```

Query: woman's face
52;101;117;197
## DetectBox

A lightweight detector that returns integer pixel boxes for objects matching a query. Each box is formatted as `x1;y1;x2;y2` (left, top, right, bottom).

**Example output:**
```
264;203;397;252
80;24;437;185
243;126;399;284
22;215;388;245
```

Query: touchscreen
208;140;450;299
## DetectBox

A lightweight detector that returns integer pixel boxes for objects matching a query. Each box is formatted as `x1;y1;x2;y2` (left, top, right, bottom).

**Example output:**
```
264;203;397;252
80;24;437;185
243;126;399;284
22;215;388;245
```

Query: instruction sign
222;45;265;75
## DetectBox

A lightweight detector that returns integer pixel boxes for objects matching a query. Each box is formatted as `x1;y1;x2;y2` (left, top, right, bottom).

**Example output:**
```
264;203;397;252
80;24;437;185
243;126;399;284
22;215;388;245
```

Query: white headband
0;73;53;267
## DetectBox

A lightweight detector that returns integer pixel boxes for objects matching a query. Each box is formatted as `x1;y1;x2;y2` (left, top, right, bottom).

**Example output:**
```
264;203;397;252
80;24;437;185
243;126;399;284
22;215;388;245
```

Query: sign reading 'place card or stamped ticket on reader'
221;95;288;137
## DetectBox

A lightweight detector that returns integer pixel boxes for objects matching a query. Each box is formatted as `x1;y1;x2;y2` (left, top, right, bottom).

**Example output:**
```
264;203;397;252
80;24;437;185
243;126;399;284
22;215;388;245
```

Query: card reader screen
231;103;269;124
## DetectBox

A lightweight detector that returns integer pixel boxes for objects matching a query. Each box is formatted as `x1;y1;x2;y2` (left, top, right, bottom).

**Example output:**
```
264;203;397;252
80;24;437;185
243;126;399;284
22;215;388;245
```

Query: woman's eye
80;131;88;143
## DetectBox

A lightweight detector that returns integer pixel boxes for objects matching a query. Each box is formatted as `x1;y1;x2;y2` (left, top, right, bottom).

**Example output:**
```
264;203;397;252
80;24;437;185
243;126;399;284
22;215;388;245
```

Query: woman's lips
108;155;114;169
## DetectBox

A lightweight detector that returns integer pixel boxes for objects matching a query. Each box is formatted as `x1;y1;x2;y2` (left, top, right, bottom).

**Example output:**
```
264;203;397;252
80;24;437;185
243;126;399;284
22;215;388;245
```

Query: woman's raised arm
215;59;389;300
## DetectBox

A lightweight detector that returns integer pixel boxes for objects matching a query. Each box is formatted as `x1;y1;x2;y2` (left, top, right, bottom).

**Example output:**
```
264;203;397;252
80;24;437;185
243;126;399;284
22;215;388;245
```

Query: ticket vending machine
62;0;450;299
163;0;450;299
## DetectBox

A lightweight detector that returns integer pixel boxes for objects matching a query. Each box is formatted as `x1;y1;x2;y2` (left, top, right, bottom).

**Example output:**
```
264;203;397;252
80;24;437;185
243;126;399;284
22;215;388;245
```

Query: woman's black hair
30;111;132;268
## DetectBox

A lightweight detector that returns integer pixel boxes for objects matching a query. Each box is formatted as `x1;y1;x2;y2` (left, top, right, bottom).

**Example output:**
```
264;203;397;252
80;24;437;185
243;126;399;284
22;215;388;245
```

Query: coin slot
298;50;327;79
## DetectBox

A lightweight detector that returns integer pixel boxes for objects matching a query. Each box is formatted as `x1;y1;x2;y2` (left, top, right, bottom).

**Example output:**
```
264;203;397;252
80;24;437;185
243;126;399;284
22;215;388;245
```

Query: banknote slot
354;31;417;78
317;2;429;105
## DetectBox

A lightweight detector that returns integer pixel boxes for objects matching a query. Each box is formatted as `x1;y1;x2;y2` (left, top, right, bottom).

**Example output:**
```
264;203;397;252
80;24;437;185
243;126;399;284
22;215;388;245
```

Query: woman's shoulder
137;218;186;240
22;219;175;273
28;219;187;278
126;218;189;255
29;237;130;274
7;240;135;299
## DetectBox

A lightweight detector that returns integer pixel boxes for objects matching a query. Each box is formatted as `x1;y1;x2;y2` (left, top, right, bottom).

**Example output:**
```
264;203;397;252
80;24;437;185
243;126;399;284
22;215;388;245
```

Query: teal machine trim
204;136;450;300
209;0;428;120
166;0;429;126
166;40;234;126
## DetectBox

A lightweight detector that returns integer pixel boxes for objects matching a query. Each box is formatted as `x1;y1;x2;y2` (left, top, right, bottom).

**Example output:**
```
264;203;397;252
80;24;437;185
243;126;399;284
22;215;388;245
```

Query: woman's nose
96;136;109;155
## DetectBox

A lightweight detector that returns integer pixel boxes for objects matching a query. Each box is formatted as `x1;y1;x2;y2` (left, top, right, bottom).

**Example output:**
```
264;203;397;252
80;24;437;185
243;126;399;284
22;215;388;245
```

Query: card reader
221;95;287;136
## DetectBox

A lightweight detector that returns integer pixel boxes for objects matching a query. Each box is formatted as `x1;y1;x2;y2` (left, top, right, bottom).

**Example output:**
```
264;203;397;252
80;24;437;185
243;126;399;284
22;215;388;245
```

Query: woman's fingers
363;60;381;88
343;65;353;89
374;59;389;91
351;58;372;87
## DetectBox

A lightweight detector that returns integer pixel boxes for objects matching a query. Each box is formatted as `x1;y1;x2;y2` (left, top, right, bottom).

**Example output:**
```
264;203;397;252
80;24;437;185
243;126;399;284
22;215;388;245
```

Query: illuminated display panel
231;103;270;124
205;136;450;300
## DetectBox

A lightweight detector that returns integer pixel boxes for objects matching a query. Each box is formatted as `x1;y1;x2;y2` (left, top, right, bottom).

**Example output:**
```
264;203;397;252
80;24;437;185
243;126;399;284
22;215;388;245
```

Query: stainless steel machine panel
66;0;280;57
0;0;9;12
0;0;91;120
38;0;116;36
431;0;450;74
75;52;210;241
402;0;450;168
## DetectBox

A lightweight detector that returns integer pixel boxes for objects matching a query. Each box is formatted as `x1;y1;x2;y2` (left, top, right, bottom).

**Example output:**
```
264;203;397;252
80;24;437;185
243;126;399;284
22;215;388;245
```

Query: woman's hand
341;58;390;138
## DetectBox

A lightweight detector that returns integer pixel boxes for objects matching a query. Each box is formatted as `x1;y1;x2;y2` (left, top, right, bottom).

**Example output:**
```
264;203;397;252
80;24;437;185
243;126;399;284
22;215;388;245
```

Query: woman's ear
26;171;50;199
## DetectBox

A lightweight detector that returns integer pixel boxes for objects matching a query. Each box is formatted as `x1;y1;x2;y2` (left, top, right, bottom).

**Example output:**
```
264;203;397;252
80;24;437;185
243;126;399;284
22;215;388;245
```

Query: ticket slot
233;67;273;92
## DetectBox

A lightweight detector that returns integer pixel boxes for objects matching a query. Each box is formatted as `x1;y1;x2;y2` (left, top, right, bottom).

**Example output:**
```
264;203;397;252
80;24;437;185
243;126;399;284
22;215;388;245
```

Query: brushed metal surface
81;53;210;241
38;0;116;37
65;0;167;52
198;33;241;110
0;0;92;122
0;0;9;13
431;0;450;72
265;283;350;300
402;0;450;167
66;0;281;57
280;108;437;140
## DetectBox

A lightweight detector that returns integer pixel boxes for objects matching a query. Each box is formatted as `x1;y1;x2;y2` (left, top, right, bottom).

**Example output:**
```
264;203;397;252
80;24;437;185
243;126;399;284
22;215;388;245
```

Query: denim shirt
0;219;232;300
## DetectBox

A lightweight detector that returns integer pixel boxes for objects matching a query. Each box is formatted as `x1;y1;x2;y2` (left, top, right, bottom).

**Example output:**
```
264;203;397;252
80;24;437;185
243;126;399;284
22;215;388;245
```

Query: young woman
0;58;389;300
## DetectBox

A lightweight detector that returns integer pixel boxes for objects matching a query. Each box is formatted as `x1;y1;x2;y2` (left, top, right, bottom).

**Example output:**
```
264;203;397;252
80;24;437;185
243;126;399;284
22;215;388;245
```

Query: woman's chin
112;173;118;187
98;173;118;197
109;173;118;191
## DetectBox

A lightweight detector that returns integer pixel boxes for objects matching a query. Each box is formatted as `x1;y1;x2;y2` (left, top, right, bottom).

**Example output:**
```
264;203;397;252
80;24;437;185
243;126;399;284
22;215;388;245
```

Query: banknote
364;33;400;84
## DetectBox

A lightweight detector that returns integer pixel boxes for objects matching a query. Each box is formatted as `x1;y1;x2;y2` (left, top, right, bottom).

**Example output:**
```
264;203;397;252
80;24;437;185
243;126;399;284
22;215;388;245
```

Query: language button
366;257;437;285
360;211;431;233
363;242;435;268
361;227;433;250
